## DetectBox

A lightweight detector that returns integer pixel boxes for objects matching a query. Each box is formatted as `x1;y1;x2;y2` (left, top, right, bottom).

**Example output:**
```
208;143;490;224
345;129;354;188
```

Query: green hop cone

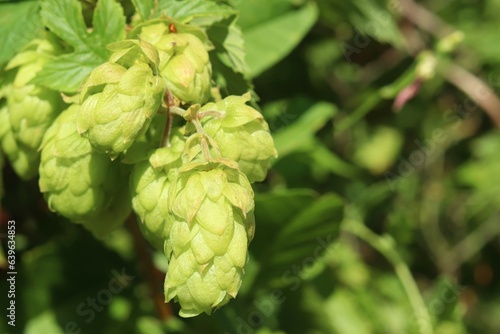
130;129;186;249
2;37;65;179
164;159;255;317
77;40;165;156
39;104;131;232
138;23;212;104
0;104;34;178
199;94;278;183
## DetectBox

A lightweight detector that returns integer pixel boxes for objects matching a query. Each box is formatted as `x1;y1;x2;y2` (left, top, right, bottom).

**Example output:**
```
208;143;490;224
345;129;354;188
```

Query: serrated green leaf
32;52;103;92
132;0;156;21
40;0;107;59
92;0;126;47
0;1;42;65
244;2;318;78
158;0;236;24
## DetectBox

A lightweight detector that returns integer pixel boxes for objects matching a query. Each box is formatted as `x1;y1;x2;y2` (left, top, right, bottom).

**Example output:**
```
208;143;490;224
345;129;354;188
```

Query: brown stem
399;0;500;127
443;63;500;127
400;0;455;38
160;90;178;148
125;215;173;320
161;111;174;148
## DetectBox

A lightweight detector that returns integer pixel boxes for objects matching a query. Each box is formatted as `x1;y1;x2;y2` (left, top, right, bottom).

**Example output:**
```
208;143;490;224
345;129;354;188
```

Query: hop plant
138;23;212;104
77;40;165;157
39;104;131;235
198;94;278;182
1;37;65;180
164;159;255;317
0;1;279;319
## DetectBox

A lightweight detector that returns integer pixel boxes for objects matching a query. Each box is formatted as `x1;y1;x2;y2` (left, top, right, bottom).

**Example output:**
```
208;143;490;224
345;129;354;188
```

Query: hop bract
1;37;65;179
39;104;130;234
164;159;255;317
199;94;278;182
77;40;165;157
138;23;212;104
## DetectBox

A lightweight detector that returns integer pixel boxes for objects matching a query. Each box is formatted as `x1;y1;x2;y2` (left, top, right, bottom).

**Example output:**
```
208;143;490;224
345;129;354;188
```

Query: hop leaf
199;94;278;182
164;159;255;317
39;104;130;232
1;37;65;180
77;40;165;156
138;23;212;104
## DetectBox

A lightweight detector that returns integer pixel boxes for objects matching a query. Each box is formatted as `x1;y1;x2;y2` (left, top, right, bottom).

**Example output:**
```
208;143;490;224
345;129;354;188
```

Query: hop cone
39;104;131;233
130;129;186;249
77;40;165;156
0;104;34;178
139;23;212;104
199;94;278;182
2;37;65;179
164;159;255;317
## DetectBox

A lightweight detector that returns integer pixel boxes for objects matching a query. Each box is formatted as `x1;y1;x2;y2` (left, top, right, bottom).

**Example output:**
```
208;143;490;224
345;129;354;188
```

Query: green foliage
1;0;500;333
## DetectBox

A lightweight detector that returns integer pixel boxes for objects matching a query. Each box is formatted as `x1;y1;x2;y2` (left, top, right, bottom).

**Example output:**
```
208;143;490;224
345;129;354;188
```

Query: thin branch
443;63;500;127
400;0;455;38
399;0;500;127
343;212;433;334
445;213;500;271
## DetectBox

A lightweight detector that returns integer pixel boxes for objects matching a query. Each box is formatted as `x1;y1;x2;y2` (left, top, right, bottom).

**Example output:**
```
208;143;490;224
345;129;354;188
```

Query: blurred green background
1;0;500;333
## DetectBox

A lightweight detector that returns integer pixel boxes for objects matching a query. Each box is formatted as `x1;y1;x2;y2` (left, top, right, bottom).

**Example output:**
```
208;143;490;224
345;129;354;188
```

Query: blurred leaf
324;289;372;334
132;0;155;21
456;131;500;217
236;0;293;30
210;52;253;97
244;2;318;77
273;101;336;158
354;126;404;175
318;0;405;49
253;192;343;288
272;193;343;256
308;139;362;179
25;310;65;334
0;1;42;66
251;188;318;262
